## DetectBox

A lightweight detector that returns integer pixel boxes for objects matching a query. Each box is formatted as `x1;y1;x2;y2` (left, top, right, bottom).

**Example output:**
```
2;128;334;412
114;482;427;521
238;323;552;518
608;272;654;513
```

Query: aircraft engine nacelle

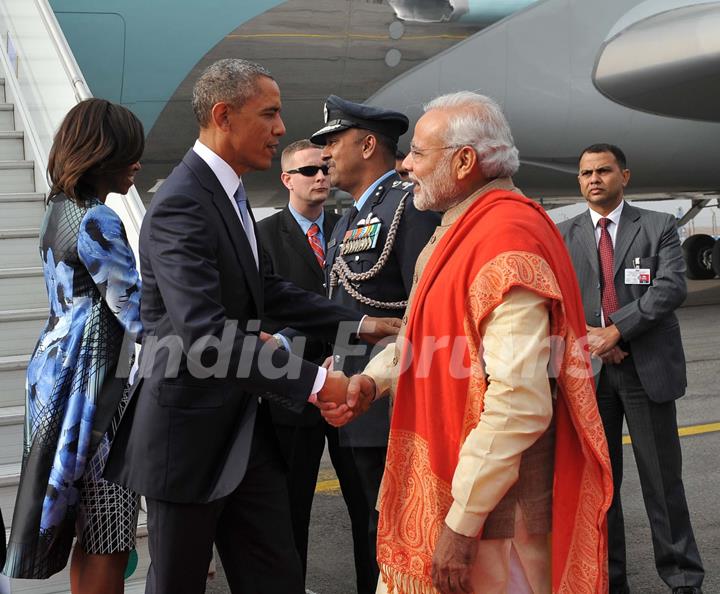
593;0;720;122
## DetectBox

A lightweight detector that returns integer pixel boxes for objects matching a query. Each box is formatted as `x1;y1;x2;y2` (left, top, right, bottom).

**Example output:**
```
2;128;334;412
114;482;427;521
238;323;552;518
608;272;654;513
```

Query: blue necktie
233;183;258;268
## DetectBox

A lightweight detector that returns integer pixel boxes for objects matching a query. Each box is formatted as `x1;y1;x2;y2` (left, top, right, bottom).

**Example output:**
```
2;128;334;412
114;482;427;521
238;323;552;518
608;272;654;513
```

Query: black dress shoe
672;587;703;594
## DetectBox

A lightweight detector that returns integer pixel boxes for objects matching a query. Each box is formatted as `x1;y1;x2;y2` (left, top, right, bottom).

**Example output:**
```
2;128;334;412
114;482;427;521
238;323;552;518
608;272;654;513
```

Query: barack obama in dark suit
105;60;395;594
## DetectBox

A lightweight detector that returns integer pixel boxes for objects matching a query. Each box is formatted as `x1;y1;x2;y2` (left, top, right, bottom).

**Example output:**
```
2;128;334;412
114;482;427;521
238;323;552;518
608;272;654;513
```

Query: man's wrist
308;365;328;402
272;333;290;351
356;314;368;336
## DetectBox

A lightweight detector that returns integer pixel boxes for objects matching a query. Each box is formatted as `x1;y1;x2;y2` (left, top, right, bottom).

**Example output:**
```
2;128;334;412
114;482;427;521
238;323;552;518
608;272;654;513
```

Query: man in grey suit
558;143;704;594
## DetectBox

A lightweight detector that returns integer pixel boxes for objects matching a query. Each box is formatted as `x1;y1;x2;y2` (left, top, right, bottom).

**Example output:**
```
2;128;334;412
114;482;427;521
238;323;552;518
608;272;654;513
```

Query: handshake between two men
313;315;400;427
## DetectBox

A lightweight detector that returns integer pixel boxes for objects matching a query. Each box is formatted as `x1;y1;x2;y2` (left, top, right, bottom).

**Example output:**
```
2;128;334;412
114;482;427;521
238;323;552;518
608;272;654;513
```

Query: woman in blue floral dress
3;99;144;594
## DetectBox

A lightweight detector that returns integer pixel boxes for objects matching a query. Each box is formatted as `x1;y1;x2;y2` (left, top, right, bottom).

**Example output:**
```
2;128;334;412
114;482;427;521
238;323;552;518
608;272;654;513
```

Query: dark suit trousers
144;406;303;594
351;446;387;588
274;422;374;594
597;356;703;591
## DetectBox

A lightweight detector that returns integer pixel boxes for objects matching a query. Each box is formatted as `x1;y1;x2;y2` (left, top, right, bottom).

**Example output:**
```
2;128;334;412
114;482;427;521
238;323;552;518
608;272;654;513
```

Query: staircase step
0;354;28;408
0;307;45;357
0;160;34;192
0;104;14;131
0;130;24;160
0;461;21;523
0;266;46;310
0;407;22;467
0;234;40;268
0;192;44;231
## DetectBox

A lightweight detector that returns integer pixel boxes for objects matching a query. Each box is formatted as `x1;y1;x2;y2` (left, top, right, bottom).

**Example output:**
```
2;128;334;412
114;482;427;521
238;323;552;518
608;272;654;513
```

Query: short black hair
579;143;627;170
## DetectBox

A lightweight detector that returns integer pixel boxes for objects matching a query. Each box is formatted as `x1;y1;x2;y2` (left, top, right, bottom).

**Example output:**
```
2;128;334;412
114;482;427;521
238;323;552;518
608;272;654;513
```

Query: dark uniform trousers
273;423;374;593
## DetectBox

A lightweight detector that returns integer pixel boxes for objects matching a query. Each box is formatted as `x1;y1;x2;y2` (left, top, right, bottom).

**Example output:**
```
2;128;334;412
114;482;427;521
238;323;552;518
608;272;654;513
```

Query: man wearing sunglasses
310;95;440;589
257;139;371;592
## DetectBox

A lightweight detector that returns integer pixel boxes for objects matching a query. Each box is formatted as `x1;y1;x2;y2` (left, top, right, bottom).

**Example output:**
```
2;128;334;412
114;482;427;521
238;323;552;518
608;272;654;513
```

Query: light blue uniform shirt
354;169;396;212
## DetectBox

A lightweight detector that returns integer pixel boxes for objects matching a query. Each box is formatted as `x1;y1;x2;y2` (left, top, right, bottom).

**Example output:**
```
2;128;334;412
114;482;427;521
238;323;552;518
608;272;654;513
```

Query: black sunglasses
285;165;330;177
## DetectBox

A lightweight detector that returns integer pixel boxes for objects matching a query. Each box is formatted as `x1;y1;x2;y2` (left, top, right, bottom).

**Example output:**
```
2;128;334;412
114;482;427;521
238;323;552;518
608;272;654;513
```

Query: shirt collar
441;177;519;227
288;203;325;236
355;170;396;212
589;200;624;229
193;139;242;200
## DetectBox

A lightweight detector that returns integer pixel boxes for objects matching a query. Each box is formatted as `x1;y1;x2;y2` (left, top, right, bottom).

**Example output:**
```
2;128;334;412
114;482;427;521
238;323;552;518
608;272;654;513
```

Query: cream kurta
367;179;554;594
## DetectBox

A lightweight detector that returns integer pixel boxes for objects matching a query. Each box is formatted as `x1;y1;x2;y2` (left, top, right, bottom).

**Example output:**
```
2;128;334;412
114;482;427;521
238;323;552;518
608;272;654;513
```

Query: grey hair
423;91;519;178
192;59;273;127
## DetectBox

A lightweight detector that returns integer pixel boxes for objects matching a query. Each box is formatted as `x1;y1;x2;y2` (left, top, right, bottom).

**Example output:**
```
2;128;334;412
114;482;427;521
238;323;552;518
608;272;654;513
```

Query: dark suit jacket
325;173;440;447
558;202;687;402
105;149;360;503
257;206;340;427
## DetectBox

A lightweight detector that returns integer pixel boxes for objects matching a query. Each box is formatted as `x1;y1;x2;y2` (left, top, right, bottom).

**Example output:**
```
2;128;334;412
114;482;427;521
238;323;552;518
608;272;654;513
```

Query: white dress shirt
192;140;259;268
589;200;624;248
588;200;624;326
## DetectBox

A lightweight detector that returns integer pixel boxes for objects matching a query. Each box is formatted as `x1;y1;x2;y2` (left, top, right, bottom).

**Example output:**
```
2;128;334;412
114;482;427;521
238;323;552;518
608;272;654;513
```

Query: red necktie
598;218;620;321
307;223;325;269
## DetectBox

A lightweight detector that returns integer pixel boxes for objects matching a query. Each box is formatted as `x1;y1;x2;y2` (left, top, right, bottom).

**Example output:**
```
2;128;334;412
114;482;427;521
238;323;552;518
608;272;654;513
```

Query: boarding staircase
0;1;148;592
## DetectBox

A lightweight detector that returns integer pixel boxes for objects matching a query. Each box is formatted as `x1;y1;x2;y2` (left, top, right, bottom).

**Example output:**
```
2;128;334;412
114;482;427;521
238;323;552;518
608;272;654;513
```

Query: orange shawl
377;189;613;593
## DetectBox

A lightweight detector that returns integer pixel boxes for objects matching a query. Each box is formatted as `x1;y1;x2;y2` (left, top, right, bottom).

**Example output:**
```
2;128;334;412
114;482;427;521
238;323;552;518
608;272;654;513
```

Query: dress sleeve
78;204;142;338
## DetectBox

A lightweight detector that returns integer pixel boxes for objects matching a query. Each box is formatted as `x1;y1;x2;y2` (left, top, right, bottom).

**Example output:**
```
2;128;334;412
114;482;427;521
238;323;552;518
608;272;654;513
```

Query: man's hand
431;524;478;593
259;331;280;350
358;316;401;344
600;345;629;365
316;370;350;406
346;374;376;413
587;324;621;357
317;374;376;427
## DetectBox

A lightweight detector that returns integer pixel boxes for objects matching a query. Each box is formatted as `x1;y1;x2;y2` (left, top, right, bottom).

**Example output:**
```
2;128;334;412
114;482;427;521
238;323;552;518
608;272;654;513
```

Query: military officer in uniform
311;96;440;587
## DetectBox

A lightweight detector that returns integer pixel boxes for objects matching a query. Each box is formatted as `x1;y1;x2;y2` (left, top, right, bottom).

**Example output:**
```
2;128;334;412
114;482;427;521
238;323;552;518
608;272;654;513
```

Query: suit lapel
576;211;600;276
281;207;324;283
322;211;339;243
183;150;263;311
613;203;641;277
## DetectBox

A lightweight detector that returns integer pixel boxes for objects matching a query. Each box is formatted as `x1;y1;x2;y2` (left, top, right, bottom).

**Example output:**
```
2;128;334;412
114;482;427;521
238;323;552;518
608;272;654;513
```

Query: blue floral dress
3;194;142;578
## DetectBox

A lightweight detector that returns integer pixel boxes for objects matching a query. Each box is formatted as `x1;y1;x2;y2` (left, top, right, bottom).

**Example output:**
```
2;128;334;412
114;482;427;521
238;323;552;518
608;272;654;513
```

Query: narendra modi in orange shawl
377;189;613;593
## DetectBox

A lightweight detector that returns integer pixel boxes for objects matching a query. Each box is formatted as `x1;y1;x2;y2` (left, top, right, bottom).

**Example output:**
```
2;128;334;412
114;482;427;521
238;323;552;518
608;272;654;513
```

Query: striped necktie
307;223;325;268
598;217;620;321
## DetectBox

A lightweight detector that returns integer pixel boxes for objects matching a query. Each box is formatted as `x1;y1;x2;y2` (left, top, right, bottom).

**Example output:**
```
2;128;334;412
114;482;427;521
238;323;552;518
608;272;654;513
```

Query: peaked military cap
310;95;409;145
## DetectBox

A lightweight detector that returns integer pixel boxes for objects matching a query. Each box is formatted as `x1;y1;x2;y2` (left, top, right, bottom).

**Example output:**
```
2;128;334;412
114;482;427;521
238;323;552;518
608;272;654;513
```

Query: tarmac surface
207;279;720;594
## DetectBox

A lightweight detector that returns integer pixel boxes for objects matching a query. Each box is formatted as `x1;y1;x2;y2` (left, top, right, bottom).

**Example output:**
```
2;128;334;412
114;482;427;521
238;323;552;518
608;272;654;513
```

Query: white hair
423;91;519;178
